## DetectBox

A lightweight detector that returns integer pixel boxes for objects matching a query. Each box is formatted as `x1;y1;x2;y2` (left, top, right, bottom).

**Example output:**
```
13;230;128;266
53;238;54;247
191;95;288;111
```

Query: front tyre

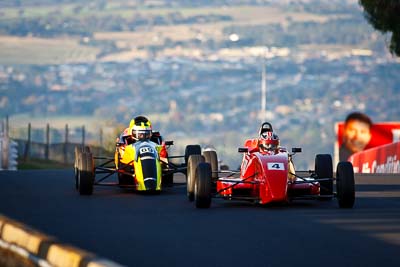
162;173;174;187
74;146;81;190
203;150;218;180
118;173;134;187
82;146;91;153
336;161;355;208
194;162;212;209
78;152;94;195
187;155;205;201
315;154;333;198
184;145;202;166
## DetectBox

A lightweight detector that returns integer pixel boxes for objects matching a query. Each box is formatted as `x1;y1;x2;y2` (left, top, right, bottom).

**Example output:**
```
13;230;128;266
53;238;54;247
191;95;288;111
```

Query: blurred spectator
339;112;372;161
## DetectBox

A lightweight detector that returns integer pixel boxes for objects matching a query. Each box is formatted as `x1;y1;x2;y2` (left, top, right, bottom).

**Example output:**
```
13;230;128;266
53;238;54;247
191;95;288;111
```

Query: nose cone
144;178;157;191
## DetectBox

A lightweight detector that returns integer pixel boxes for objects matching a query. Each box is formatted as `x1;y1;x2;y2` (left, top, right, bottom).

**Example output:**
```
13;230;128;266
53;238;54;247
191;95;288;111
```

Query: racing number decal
139;147;154;154
267;162;285;170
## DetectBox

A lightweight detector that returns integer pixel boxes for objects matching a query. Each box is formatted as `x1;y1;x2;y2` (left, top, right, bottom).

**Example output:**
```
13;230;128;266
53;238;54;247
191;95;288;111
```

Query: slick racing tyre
195;162;212;209
184;145;202;166
336;161;355;208
117;162;135;187
187;154;205;201
220;164;230;171
82;145;91;153
203;150;218;193
74;146;81;190
118;173;134;187
77;152;94;195
203;150;218;180
162;172;174;187
75;145;91;189
315;154;333;198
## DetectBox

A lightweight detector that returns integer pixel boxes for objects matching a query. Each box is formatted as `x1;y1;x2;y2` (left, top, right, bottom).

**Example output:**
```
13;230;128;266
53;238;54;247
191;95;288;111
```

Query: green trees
359;0;400;56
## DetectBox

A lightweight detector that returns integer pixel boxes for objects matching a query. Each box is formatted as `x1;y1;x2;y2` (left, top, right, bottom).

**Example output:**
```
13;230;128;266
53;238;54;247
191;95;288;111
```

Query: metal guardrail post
82;125;85;147
2;136;9;170
64;124;69;164
24;123;31;160
0;116;17;170
1;118;9;170
45;123;50;160
0;138;3;170
8;140;18;170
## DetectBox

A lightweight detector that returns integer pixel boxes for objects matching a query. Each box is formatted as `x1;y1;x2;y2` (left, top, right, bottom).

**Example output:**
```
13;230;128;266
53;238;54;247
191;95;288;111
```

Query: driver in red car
259;131;281;154
258;122;283;154
258;122;295;181
116;127;134;146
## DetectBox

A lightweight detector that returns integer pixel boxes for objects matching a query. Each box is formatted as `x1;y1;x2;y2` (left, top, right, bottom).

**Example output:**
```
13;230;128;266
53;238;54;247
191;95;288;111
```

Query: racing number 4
267;162;285;170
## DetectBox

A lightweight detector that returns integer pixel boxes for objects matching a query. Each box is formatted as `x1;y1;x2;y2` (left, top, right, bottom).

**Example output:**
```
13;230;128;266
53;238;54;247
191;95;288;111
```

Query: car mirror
291;147;302;153
238;147;248;153
165;141;174;146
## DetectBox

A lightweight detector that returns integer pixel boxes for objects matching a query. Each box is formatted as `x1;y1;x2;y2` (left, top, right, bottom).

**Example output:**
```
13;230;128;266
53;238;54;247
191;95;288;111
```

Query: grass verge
17;157;72;170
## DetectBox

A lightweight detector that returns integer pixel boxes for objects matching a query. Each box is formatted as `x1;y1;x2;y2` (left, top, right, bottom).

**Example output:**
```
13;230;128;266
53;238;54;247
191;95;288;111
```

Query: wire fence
13;139;110;165
2;116;113;166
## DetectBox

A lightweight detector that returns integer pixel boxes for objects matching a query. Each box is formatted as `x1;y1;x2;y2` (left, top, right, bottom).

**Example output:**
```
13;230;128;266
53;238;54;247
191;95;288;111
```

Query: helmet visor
262;143;277;151
133;129;151;141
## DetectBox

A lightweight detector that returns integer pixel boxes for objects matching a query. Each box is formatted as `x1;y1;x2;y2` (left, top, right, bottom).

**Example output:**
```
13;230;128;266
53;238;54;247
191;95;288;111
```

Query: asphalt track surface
0;170;399;267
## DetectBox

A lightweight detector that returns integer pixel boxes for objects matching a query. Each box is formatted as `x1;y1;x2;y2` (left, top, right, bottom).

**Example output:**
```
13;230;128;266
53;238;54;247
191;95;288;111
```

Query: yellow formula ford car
74;132;201;195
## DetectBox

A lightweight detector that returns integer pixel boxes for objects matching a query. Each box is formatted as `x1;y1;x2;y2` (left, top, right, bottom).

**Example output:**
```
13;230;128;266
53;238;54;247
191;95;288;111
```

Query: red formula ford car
187;122;355;209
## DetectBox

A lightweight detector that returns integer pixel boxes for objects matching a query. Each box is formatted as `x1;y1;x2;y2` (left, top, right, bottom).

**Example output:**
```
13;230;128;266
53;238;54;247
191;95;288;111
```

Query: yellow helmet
130;116;152;141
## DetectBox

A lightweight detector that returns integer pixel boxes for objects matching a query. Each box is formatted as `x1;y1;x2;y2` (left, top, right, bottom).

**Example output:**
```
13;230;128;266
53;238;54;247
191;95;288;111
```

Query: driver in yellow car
117;116;167;166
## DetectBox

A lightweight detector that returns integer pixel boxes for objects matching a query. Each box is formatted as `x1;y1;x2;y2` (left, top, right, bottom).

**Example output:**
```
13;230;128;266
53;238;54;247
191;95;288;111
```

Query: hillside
1;0;399;168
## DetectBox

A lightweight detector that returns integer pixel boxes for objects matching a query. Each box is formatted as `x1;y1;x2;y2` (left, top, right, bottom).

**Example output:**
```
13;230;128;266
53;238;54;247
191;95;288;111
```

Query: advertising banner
334;122;400;167
348;142;400;173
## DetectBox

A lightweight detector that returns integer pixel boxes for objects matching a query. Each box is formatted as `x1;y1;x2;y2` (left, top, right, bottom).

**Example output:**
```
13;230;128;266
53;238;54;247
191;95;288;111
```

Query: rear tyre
195;162;212;209
82;146;91;153
336;161;355;208
184;145;202;165
118;173;134;186
117;162;134;187
220;164;229;171
203;150;218;180
116;151;134;187
78;152;94;195
162;172;174;187
74;146;81;190
315;154;333;198
203;150;218;192
187;155;205;201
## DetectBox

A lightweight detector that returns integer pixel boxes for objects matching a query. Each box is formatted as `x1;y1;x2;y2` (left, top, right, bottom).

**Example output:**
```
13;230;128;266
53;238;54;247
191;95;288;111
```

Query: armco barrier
0;214;125;267
349;141;400;173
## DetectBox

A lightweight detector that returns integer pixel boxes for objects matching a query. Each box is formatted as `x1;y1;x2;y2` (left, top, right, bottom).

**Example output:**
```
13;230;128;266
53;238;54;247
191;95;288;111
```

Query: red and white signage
349;142;400;173
334;122;400;167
